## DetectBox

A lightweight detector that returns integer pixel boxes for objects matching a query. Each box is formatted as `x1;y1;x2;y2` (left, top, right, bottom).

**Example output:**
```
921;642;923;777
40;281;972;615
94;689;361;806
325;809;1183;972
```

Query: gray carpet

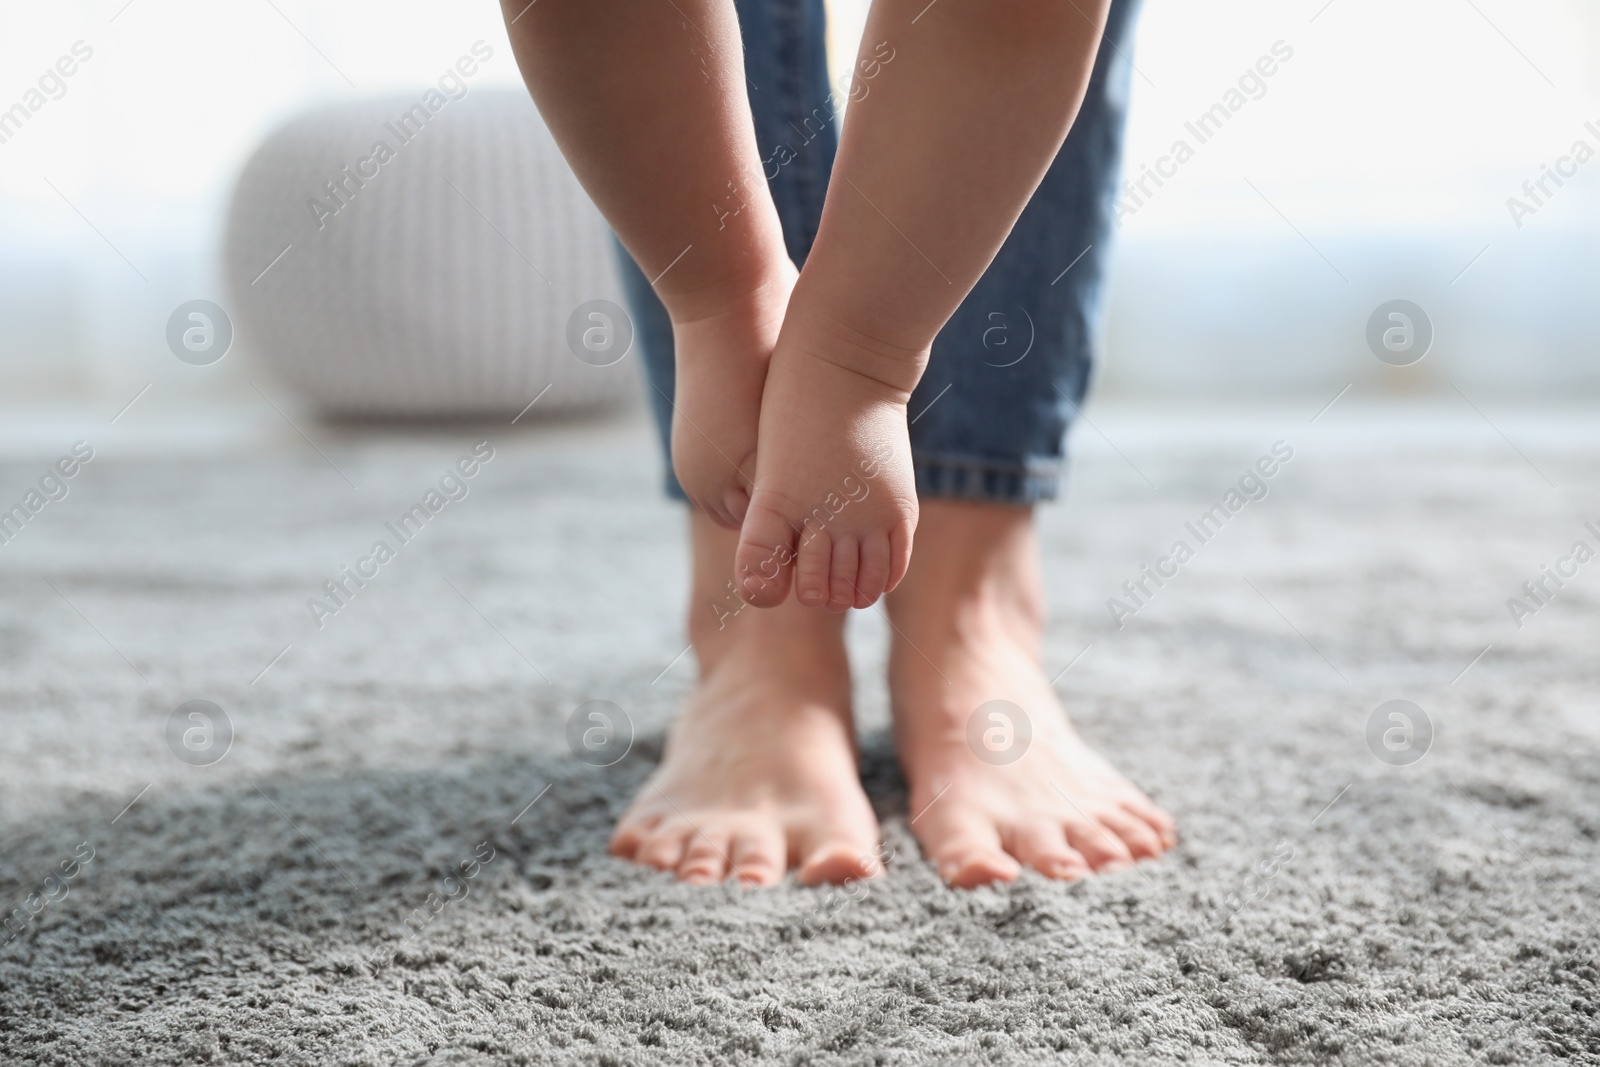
1;404;1597;1065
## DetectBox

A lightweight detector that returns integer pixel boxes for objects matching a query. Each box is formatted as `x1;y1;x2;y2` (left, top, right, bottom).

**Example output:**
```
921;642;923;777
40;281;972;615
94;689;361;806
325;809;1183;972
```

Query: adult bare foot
610;512;882;886
887;500;1176;888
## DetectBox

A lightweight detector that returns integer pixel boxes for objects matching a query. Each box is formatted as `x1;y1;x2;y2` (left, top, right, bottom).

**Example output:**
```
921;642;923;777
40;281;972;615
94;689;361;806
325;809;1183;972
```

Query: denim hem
913;454;1062;505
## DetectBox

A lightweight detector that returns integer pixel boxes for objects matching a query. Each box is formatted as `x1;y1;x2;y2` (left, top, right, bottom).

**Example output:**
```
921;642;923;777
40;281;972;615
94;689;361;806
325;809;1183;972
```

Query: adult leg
883;0;1178;886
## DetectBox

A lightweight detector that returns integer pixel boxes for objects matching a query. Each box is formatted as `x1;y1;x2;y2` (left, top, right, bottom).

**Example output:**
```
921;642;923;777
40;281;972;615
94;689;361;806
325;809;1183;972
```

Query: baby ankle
657;256;794;330
779;308;930;397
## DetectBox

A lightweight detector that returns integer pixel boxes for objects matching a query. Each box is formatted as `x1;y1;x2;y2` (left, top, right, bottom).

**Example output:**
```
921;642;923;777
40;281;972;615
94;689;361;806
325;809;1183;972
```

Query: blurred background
1;0;1597;440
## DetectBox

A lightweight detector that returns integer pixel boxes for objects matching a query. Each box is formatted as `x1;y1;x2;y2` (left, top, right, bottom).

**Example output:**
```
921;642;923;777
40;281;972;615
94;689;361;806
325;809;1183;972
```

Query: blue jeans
617;0;1141;505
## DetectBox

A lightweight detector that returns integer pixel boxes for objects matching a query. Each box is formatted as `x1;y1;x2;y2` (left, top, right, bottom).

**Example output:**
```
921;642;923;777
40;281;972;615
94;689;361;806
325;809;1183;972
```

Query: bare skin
502;0;1172;887
499;0;791;528
669;260;796;525
888;501;1177;887
734;0;1111;608
498;0;1110;593
609;511;882;886
610;504;1175;888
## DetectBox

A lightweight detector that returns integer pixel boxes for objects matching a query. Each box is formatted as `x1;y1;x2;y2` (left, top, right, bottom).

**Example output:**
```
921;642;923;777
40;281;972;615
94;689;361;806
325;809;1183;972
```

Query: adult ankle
887;501;1046;637
686;562;847;674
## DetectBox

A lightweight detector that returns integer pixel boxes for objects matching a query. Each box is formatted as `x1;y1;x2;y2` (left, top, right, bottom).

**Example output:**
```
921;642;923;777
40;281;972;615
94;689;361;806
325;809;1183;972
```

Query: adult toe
635;824;692;871
1008;820;1091;881
609;808;664;859
676;829;733;885
730;824;787;887
1097;808;1164;861
1063;815;1136;872
918;804;1021;887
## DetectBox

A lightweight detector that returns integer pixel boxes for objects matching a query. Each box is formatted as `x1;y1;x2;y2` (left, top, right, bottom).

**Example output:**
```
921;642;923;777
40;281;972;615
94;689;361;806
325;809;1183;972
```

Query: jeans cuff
913;453;1062;505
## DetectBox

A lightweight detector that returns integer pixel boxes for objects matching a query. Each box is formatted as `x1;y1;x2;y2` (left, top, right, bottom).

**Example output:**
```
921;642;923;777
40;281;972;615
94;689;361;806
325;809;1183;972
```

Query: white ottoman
223;88;636;418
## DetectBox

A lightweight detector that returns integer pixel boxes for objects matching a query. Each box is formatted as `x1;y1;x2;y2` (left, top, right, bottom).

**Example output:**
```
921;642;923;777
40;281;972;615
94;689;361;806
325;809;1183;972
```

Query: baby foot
666;261;796;529
734;314;926;611
887;501;1176;887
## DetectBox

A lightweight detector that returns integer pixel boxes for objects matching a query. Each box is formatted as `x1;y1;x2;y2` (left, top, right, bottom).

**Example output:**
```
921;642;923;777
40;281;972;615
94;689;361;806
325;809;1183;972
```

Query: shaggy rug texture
0;404;1596;1065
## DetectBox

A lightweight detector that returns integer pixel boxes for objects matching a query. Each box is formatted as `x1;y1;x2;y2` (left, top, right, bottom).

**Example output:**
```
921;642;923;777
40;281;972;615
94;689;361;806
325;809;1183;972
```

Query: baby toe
734;502;797;607
795;529;833;608
826;535;859;613
886;521;914;593
853;533;890;608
